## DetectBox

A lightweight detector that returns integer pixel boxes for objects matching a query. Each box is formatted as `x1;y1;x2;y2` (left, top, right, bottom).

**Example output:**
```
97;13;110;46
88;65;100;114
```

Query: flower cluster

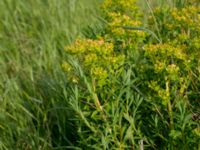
106;12;146;42
144;2;200;107
148;4;200;42
101;0;139;17
63;38;125;87
102;0;147;50
144;43;187;104
63;0;146;87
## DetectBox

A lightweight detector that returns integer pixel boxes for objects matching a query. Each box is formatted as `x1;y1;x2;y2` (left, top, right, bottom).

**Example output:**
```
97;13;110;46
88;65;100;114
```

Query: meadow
0;0;199;149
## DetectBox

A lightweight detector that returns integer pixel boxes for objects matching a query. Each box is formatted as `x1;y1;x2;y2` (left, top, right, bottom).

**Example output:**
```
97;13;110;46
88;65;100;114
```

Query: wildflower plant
62;0;200;149
63;38;125;87
141;2;200;147
146;2;200;107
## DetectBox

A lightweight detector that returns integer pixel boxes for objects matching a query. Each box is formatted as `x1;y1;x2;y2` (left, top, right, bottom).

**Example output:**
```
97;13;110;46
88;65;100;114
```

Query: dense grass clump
0;0;102;149
0;0;199;149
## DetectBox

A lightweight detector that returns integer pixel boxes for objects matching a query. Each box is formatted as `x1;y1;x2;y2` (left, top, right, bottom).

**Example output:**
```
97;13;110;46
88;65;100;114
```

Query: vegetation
0;0;199;149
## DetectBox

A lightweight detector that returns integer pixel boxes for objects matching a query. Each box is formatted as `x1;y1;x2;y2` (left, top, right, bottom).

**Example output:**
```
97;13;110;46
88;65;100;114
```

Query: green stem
166;80;174;130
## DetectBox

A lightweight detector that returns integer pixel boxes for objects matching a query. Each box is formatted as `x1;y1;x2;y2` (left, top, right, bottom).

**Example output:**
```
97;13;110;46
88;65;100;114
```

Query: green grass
0;0;102;149
0;0;199;149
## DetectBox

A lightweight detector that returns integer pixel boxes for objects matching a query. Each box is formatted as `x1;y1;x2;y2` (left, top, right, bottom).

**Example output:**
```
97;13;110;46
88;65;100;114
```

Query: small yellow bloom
62;62;72;72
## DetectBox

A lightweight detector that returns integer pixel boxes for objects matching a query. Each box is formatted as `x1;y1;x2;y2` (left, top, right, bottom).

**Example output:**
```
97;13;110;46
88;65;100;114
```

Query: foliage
63;38;125;87
0;0;199;149
63;0;200;149
0;0;102;149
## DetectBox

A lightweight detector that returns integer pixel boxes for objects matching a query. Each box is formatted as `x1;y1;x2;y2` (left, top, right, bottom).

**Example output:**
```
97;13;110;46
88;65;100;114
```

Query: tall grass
0;0;102;149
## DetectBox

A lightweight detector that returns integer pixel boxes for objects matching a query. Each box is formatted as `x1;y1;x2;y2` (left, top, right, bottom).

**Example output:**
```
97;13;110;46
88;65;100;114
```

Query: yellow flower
154;62;165;73
166;64;179;73
71;76;79;84
91;67;108;79
84;53;98;66
62;62;72;72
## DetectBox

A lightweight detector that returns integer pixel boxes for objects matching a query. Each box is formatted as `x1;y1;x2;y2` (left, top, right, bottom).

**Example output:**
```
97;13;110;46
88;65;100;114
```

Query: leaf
169;130;182;139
